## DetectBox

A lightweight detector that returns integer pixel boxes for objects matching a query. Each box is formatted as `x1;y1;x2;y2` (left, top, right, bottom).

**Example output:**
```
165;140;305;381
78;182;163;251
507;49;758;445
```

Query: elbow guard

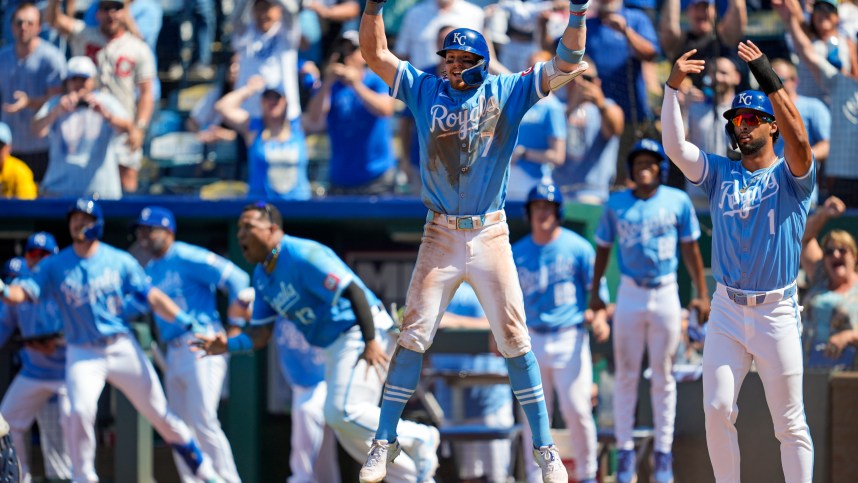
545;57;589;91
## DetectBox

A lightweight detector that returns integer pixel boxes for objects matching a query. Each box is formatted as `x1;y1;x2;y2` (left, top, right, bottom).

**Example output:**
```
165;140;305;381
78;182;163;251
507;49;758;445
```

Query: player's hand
246;75;266;94
588;294;607;313
667;50;705;90
189;332;228;357
821;196;846;219
358;339;391;380
826;330;855;359
688;297;711;324
737;41;765;64
585;308;611;343
3;91;29;113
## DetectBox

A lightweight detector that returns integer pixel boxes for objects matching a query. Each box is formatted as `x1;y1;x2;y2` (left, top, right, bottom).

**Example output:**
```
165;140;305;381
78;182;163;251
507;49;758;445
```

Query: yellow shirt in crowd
0;155;36;199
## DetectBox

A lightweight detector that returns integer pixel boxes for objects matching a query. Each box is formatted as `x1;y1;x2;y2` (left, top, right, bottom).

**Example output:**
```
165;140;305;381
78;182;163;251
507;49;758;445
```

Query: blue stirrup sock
506;351;554;448
376;346;423;442
171;440;204;474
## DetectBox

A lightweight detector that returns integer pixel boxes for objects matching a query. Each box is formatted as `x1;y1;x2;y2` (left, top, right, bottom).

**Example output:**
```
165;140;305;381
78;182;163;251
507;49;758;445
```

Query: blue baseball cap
1;257;29;283
135;206;176;233
0;122;11;146
25;232;59;255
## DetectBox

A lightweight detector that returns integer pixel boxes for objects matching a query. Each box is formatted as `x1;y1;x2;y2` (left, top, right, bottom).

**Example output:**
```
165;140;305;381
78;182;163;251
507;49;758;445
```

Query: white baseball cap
67;56;97;79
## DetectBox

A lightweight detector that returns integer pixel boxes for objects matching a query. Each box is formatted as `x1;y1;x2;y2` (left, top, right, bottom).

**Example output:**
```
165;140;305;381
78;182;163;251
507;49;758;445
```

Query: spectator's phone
77;99;90;109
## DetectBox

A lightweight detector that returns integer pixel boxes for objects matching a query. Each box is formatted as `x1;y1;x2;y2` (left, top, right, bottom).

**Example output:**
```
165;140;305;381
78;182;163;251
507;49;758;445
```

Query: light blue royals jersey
249;235;383;348
513;228;609;331
0;299;66;381
693;153;815;291
392;61;546;215
274;316;325;388
145;241;250;343
595;186;701;283
18;243;152;345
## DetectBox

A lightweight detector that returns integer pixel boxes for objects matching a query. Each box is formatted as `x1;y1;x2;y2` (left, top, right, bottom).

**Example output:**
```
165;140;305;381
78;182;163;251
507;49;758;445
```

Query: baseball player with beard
662;44;815;483
589;139;708;483
0;198;223;483
191;202;439;483
358;0;592;478
133;206;248;483
513;183;611;483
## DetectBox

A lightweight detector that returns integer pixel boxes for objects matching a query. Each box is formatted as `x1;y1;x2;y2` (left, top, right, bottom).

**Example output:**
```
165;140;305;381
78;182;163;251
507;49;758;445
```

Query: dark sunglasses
730;112;773;127
824;246;850;257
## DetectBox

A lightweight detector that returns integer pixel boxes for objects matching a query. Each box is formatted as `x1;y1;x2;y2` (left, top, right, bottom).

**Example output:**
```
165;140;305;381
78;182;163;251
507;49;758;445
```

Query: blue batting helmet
1;257;29;284
68;198;104;240
627;138;670;184
525;182;564;220
436;28;490;87
25;232;58;255
722;90;778;149
135;206;176;233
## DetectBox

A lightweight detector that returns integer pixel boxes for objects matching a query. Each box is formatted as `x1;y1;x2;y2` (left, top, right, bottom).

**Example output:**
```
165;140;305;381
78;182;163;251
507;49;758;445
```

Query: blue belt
725;284;797;307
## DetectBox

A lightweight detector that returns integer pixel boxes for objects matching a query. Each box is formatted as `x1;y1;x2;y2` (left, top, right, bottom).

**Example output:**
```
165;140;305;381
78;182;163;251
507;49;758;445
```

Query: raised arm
773;0;826;84
214;76;265;139
738;41;812;176
801;196;845;279
46;0;79;37
540;0;590;93
662;50;706;181
359;0;401;87
658;0;682;60
717;0;747;50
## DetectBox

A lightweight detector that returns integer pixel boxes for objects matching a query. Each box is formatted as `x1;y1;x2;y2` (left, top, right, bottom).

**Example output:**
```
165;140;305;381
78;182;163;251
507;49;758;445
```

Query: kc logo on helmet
453;33;466;45
738;92;752;105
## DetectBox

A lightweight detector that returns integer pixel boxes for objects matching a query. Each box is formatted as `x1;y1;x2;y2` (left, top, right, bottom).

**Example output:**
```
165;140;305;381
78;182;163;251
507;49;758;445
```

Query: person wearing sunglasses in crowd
799;195;858;367
663;41;815;483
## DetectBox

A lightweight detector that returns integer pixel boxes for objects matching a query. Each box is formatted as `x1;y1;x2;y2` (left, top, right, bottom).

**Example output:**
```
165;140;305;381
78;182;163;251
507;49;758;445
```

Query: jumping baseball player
358;0;592;477
662;43;815;483
0;412;21;483
0;249;72;483
191;202;440;483
512;183;611;483
0;198;223;483
589;139;709;483
133;206;247;483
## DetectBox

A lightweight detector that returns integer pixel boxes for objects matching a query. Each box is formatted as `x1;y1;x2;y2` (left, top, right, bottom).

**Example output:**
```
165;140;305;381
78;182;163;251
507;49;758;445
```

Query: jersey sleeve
501;63;547;119
678;193;702;242
781;156;816;200
184;247;251;304
16;258;52;302
121;254;152;314
295;245;354;306
250;275;278;326
691;151;716;196
391;61;434;113
594;206;616;247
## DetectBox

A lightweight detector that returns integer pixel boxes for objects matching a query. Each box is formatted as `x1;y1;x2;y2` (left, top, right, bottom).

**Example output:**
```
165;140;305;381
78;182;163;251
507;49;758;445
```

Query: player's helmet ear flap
67;197;104;240
437;28;490;87
626;138;670;184
722;90;778;150
524;182;564;221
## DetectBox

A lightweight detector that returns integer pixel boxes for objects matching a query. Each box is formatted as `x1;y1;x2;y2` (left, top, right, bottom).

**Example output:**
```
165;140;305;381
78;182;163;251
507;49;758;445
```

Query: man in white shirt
395;0;485;69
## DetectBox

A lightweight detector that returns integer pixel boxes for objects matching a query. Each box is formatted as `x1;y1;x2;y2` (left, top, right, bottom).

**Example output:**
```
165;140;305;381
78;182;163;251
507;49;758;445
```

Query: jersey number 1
768;209;775;236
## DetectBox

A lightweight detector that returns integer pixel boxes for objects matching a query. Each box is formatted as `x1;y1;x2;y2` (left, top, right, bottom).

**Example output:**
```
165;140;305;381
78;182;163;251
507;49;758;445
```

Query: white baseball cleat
533;445;568;483
359;439;402;483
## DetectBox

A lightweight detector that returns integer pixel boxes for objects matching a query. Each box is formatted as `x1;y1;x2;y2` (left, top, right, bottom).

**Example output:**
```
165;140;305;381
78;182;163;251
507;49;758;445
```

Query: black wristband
747;55;783;95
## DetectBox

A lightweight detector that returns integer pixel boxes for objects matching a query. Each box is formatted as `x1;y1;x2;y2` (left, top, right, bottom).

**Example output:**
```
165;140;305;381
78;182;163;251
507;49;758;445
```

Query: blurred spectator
216;75;311;200
507;50;566;201
586;0;658;136
395;0;485;69
78;0;163;52
488;0;565;73
303;0;360;38
188;53;242;174
799;196;858;369
231;0;302;121
777;0;858;206
48;0;157;194
658;0;746;93
430;282;513;483
0;121;36;199
305;31;396;195
786;0;855;104
0;2;66;183
553;58;623;205
33;56;132;200
772;58;831;204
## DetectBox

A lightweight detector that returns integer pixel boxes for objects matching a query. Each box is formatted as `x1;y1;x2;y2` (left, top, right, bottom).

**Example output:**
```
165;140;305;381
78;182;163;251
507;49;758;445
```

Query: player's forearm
681;242;708;302
766;84;812;175
661;86;705;181
658;0;681;59
134;82;154;130
554;0;587;74
147;287;184;322
590;246;611;296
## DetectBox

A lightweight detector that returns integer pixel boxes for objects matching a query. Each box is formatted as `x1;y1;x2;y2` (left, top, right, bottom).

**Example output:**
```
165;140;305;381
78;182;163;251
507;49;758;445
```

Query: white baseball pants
324;312;438;483
165;332;240;483
703;285;813;483
286;381;340;483
398;218;531;358
612;277;682;454
523;326;597;482
0;375;72;483
65;334;215;483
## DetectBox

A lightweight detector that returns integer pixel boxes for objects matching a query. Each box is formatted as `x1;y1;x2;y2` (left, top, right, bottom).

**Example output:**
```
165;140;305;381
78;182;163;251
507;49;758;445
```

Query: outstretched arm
540;0;589;93
662;50;706;181
801;196;845;280
359;0;402;88
738;41;812;176
680;241;710;324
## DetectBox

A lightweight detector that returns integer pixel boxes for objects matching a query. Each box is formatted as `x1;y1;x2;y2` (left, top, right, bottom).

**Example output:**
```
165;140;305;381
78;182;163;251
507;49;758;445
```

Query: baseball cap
1;257;29;284
814;0;838;11
135;206;176;233
67;56;97;79
0;122;11;146
25;232;59;255
99;0;125;8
